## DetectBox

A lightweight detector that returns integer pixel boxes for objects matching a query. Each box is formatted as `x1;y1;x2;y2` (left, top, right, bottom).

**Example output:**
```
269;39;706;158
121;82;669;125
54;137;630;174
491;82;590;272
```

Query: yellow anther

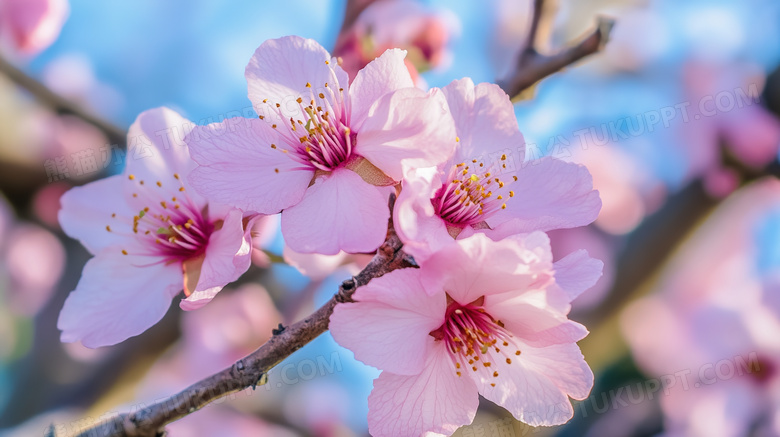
128;174;135;180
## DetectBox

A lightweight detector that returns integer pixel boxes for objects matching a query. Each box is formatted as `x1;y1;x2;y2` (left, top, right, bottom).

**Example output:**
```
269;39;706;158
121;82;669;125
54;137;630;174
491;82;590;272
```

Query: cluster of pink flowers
57;35;603;435
623;178;780;436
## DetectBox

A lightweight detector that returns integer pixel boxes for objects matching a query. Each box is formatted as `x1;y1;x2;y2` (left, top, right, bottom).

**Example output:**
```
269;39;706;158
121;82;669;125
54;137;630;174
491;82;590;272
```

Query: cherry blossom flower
0;0;68;55
57;108;255;348
330;232;601;436
186;36;456;255
395;78;601;261
334;0;456;83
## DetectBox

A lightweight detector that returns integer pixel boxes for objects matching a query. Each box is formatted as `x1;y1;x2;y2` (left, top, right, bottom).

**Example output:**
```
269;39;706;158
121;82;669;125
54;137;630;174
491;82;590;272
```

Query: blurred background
1;0;780;436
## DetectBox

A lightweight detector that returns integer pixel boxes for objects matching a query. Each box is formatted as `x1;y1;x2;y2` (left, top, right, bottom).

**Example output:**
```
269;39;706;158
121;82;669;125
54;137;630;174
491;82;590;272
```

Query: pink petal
58;250;182;348
474;341;593;426
553;249;604;301
442;78;524;162
245;36;343;111
283;246;350;281
419;232;554;301
330;269;444;375
280;168;389;255
186;117;314;214
368;346;479;437
488;157;601;233
2;0;68;54
58;175;136;255
484;289;586;347
181;209;252;311
393;168;452;262
356;87;457;181
125;108;199;196
349;49;414;130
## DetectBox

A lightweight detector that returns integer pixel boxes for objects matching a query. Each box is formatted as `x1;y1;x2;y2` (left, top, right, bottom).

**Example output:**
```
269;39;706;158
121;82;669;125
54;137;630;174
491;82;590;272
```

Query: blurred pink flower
622;179;780;436
165;406;298;437
57;108;255;348
138;284;282;396
186;36;455;255
0;0;68;55
0;195;64;317
395;78;601;261
330;232;600;435
334;0;455;84
3;223;65;316
283;245;371;281
249;214;280;268
282;380;355;437
682;62;780;197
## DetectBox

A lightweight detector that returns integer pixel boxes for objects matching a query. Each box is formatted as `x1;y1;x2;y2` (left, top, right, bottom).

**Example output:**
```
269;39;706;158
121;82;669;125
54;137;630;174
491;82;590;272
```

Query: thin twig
0;55;126;145
338;0;378;36
65;196;414;437
499;16;615;99
525;0;546;56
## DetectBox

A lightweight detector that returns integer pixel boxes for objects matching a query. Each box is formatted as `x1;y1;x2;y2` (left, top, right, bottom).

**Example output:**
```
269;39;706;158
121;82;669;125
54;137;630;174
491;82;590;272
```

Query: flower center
262;79;355;172
429;296;521;384
107;173;213;263
432;156;516;227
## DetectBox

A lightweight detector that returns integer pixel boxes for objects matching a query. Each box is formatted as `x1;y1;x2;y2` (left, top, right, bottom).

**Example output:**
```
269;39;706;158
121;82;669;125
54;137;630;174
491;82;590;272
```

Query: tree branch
61;196;413;437
0;55;126;145
338;0;378;36
525;0;546;55
499;15;614;99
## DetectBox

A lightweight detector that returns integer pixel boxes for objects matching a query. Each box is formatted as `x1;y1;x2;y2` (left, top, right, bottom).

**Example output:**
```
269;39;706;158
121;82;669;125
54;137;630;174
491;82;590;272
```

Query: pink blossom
681;62;780;198
395;78;601;260
165;407;298;437
622;179;780;436
57;108;255;348
186;36;456;255
334;0;455;83
137;284;282;397
330;233;601;435
0;0;68;55
283;244;371;281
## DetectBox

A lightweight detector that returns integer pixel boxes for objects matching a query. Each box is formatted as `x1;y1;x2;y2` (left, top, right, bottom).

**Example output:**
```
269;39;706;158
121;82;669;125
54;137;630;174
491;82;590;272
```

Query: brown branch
525;0;546;55
0;55;126;145
499;15;615;99
338;0;379;36
62;196;413;437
